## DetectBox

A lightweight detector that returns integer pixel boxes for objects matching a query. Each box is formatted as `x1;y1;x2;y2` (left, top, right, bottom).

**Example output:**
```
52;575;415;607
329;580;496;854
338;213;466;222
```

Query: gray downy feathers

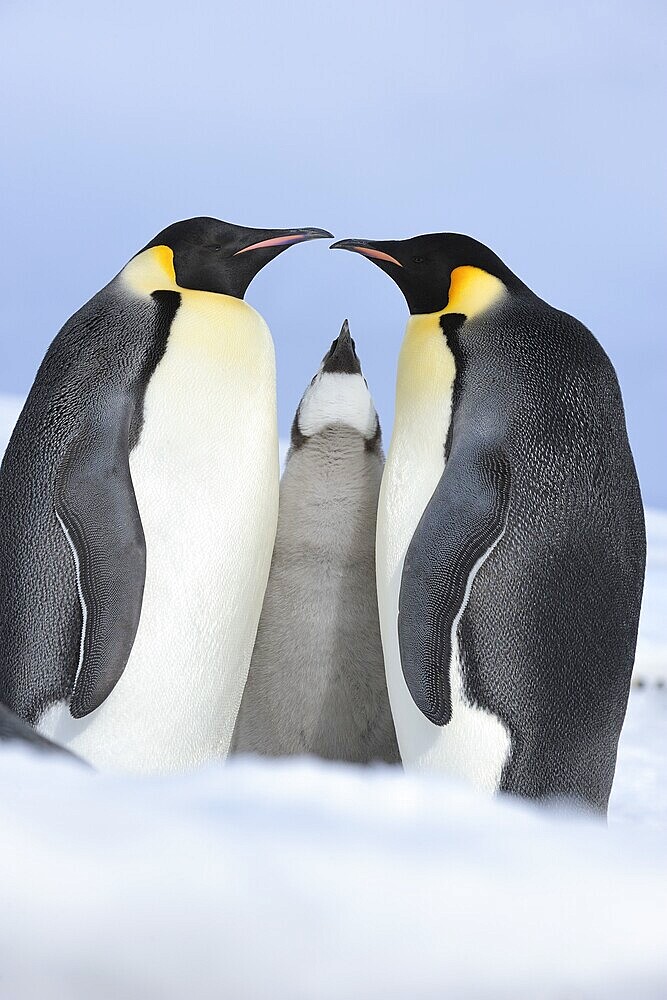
232;321;399;764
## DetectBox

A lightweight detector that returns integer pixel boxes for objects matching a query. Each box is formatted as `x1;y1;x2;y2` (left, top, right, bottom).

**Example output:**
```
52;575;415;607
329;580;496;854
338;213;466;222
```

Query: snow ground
0;697;665;1000
1;396;666;998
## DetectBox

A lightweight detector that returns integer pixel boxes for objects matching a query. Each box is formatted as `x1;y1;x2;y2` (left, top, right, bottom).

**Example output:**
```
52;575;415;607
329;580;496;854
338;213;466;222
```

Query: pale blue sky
1;0;665;503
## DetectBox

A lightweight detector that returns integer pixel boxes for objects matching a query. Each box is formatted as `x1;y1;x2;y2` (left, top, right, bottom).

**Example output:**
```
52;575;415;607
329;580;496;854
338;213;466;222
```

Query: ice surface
0;691;665;1000
1;396;666;998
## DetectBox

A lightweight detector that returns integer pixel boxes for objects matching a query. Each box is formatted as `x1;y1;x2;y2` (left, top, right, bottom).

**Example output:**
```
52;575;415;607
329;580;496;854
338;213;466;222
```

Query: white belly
377;317;510;791
40;292;279;773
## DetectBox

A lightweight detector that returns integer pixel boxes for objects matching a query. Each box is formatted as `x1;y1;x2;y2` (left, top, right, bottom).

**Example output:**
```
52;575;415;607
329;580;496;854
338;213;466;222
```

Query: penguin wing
398;443;511;725
55;394;146;718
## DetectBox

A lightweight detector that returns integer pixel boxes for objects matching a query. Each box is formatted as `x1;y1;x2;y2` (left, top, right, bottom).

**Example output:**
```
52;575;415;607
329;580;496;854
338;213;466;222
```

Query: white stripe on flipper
449;525;508;694
55;512;87;692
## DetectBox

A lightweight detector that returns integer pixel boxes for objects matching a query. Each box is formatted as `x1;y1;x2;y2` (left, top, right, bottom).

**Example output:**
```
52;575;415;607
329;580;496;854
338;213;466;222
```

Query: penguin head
292;320;380;448
331;233;525;316
142;217;333;299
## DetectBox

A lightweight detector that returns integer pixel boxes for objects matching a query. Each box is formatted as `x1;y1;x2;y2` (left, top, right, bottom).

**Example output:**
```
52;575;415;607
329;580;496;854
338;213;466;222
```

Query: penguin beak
321;319;362;375
234;228;333;255
330;239;403;268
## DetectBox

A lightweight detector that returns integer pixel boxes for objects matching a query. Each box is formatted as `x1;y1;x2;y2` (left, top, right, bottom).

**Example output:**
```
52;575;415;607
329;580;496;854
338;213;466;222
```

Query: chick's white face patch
298;372;377;439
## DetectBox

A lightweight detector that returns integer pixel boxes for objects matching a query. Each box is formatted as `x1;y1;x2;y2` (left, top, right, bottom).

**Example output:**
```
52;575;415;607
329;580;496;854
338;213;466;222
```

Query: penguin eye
412;256;426;264
209;244;222;252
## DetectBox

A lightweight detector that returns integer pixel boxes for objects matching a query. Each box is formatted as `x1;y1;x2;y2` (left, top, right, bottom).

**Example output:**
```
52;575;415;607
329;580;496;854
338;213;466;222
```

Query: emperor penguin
332;233;645;812
231;321;399;764
0;217;332;773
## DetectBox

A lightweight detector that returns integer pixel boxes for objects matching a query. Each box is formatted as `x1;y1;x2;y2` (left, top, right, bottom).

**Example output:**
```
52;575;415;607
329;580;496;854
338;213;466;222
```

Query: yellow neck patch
120;245;179;296
394;267;505;412
397;313;456;405
443;265;506;319
121;246;268;338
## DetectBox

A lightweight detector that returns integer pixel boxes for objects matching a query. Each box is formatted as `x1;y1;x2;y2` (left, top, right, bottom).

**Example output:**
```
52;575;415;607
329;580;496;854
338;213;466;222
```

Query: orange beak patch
233;234;312;255
350;246;403;267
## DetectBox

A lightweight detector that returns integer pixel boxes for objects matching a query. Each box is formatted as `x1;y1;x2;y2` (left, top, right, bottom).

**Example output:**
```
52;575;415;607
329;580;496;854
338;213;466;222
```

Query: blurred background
1;0;665;506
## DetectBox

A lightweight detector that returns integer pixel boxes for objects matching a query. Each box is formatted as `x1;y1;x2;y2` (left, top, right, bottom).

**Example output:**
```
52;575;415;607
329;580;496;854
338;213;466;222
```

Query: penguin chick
232;321;399;765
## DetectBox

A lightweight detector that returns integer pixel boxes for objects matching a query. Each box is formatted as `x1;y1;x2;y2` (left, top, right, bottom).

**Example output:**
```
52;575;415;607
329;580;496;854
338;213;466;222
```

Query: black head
143;217;333;299
331;233;525;314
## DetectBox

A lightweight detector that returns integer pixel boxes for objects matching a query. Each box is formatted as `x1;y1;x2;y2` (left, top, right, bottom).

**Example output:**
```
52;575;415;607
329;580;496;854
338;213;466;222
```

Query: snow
1;396;666;998
635;509;667;684
610;688;667;829
0;700;666;1000
0;393;23;456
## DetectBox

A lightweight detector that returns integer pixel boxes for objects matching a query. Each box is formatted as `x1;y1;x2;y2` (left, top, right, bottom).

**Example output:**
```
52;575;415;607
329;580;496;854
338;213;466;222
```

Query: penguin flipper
55;395;146;718
398;444;511;726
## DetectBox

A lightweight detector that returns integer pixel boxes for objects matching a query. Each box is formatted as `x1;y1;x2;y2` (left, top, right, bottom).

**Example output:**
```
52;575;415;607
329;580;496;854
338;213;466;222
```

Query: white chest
41;292;279;773
376;315;510;790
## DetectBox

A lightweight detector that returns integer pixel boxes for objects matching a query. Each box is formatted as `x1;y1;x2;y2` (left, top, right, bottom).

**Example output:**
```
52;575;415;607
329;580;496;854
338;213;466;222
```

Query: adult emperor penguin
0;217;332;773
232;321;399;764
332;233;645;811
